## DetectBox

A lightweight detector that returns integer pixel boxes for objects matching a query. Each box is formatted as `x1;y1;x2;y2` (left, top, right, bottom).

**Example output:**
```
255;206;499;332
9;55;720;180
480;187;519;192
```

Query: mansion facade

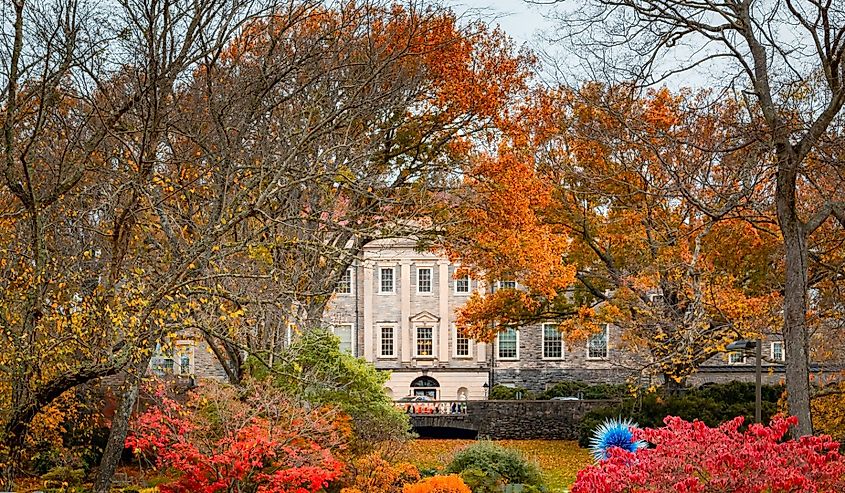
158;238;804;399
322;238;791;401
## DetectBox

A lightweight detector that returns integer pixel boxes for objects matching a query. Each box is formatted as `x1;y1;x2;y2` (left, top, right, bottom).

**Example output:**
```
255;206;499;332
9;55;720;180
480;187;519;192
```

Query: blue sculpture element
589;417;646;461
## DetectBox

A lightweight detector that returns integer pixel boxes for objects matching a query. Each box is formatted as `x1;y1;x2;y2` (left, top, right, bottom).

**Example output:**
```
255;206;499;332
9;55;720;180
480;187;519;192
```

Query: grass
399;439;592;492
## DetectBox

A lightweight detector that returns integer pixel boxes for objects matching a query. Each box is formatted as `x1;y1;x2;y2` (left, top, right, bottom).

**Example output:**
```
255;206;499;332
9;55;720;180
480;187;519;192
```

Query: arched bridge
395;399;618;440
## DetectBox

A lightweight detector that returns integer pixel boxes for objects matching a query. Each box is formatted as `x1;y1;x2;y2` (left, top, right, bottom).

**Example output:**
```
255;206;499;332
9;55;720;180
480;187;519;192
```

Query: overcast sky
445;0;553;47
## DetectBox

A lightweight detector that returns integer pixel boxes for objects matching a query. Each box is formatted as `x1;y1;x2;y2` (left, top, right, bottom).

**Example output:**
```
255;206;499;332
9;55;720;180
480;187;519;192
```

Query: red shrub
126;380;350;493
572;416;845;493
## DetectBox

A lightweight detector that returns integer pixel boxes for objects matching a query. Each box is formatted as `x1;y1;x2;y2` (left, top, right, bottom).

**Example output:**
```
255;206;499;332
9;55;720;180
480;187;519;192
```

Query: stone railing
394;400;469;415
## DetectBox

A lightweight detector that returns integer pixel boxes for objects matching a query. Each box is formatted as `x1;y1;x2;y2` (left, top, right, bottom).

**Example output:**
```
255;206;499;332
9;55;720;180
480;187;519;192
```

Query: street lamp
727;339;762;423
482;382;489;400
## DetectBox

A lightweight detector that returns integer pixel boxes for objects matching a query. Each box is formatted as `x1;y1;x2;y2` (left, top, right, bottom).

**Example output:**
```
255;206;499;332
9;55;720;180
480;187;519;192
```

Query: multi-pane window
498;327;518;359
380;326;395;357
151;342;193;376
337;268;352;294
499;280;517;289
334;323;354;355
455;326;470;357
728;351;746;365
455;275;470;294
771;341;785;362
543;323;563;359
416;327;433;357
379;267;394;293
417;267;432;293
587;325;609;359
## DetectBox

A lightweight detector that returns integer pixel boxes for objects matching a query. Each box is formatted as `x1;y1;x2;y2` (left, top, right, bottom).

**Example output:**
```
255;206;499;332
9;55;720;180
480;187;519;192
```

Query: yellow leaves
401;439;590;490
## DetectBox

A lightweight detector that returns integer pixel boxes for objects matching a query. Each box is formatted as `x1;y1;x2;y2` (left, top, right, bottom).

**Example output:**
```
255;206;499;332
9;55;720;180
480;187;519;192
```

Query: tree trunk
94;355;150;493
777;155;813;436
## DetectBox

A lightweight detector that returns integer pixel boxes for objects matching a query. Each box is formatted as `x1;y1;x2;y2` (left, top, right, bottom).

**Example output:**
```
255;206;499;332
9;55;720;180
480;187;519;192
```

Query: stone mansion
320;238;791;401
156;237;799;399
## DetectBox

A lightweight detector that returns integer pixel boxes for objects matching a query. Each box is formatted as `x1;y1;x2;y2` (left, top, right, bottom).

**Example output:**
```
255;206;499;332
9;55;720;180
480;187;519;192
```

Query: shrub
340;451;421;493
126;379;350;493
266;329;411;447
445;441;543;492
402;475;472;493
541;382;627;400
578;382;783;447
489;385;536;400
572;416;845;493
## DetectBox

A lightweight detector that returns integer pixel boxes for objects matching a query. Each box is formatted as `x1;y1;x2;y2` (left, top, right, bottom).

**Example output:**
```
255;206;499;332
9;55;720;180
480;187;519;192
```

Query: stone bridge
396;399;617;440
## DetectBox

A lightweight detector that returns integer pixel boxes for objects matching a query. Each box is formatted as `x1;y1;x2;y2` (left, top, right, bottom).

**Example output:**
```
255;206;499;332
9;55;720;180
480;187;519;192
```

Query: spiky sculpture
589;417;646;461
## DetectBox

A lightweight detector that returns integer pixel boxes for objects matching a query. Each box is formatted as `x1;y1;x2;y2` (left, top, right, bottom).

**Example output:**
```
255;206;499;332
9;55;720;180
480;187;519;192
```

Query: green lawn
399;439;592;492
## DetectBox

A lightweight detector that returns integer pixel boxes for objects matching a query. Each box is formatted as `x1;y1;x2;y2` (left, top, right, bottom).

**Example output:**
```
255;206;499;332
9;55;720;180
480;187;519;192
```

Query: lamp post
727;339;762;423
482;382;489;400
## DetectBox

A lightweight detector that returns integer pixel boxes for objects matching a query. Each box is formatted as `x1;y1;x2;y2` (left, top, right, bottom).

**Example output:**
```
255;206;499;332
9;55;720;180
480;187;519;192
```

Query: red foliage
572;416;845;493
126;381;348;493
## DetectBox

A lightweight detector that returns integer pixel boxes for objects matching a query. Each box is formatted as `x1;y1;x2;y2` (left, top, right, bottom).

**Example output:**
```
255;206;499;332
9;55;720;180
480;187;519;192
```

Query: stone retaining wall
410;399;617;440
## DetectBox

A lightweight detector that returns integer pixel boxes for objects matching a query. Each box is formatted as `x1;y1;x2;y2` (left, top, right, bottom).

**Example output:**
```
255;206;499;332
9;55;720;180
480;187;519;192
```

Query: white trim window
498;280;517;290
333;323;355;356
337;268;352;294
727;351;746;365
497;327;519;360
417;267;432;294
455;274;471;295
151;341;194;376
416;326;434;357
379;326;395;358
379;267;395;293
771;341;785;362
587;325;609;359
455;325;471;358
543;323;563;359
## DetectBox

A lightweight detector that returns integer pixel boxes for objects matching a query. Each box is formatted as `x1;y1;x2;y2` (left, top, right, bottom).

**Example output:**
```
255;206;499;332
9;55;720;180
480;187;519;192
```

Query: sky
444;0;554;47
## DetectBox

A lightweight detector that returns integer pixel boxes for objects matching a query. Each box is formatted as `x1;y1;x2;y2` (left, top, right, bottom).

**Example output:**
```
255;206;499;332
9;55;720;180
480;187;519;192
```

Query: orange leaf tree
444;85;783;384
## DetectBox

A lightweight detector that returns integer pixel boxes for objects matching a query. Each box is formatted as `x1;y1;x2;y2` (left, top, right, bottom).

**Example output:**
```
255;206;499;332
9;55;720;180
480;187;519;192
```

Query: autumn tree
538;0;845;435
444;85;782;387
0;0;533;487
188;3;534;385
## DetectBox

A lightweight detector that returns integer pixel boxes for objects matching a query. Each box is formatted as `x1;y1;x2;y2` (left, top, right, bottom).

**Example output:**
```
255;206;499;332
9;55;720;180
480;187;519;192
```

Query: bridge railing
394;400;470;415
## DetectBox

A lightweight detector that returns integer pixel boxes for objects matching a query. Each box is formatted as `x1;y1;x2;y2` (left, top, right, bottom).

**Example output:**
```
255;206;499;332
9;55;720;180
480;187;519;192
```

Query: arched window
410;376;440;388
410;376;439;399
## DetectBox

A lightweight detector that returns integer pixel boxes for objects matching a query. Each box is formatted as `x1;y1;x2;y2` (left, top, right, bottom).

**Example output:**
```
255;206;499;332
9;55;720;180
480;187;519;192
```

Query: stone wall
410;399;617;440
469;400;615;440
493;368;632;392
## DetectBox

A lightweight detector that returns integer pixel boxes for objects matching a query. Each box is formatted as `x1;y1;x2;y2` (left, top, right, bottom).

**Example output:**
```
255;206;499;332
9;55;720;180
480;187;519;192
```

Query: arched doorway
410;375;440;399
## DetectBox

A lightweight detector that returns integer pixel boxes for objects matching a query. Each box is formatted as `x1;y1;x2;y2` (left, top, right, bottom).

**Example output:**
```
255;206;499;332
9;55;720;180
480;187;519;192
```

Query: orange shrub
402;474;472;493
341;451;420;493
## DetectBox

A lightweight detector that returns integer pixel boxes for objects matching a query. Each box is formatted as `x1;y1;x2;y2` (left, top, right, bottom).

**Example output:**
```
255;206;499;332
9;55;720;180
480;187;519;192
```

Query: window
771;341;785;362
498;327;518;359
543;323;563;359
151;341;193;376
417;267;432;293
455;274;470;294
379;267;394;293
416;326;433;357
498;280;517;290
649;293;665;305
333;323;354;356
380;326;395;357
455;326;470;357
337;268;352;294
587;325;609;359
727;351;746;365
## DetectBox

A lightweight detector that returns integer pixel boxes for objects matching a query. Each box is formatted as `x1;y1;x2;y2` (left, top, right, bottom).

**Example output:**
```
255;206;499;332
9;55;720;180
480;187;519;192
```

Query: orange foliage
444;83;784;380
402;475;471;493
341;451;421;493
